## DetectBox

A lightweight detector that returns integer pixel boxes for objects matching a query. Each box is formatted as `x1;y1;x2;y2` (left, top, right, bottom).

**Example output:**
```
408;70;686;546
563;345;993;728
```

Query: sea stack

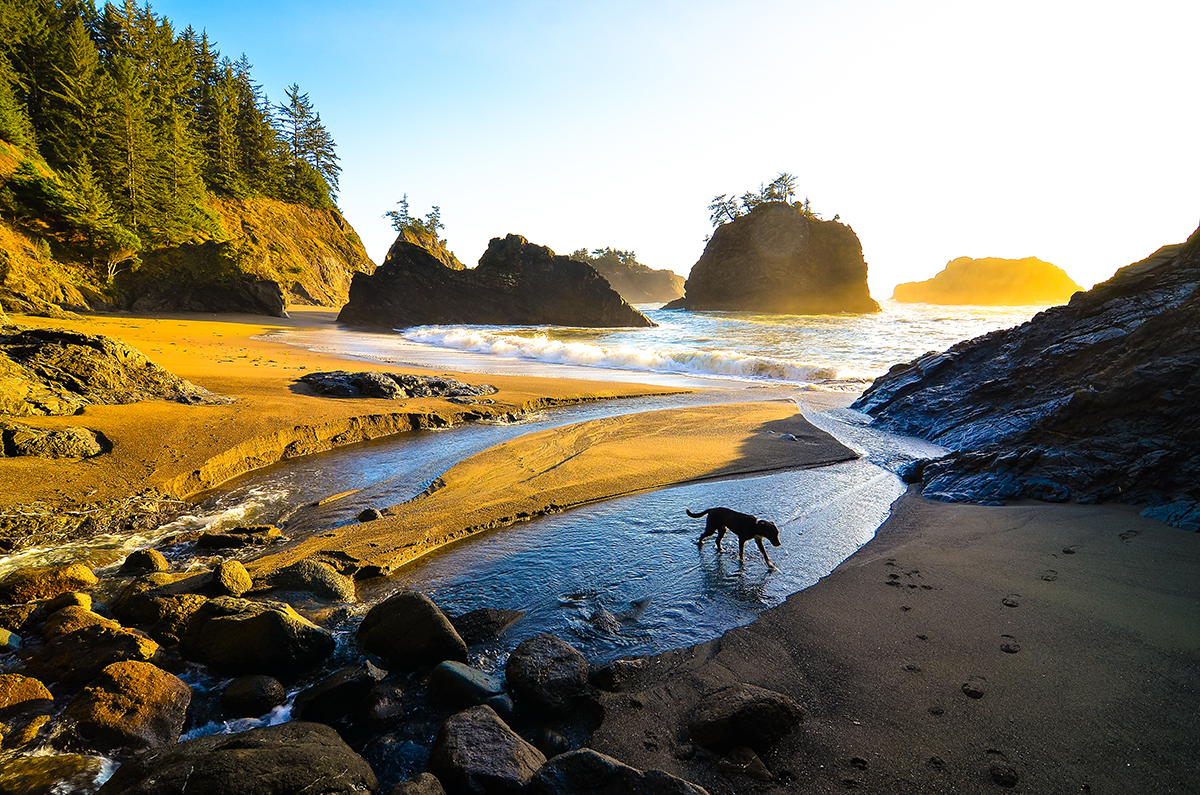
665;202;879;314
338;232;655;329
853;224;1200;530
892;256;1082;305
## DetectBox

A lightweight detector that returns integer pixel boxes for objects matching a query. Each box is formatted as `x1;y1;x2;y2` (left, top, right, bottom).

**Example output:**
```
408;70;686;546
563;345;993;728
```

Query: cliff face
588;260;684;304
665;202;879;314
117;197;374;316
338;233;655;329
853;226;1200;529
892;256;1082;306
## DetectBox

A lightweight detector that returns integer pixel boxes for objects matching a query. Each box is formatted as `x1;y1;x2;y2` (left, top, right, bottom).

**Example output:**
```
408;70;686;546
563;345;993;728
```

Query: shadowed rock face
338;233;655;329
853;225;1200;529
588;260;685;303
665;203;879;314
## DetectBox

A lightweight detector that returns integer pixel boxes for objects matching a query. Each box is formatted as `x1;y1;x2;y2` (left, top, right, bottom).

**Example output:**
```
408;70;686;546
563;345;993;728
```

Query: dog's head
757;519;781;546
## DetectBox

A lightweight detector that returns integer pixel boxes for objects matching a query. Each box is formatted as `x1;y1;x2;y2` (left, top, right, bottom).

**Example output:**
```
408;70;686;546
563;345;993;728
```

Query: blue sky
150;0;1200;297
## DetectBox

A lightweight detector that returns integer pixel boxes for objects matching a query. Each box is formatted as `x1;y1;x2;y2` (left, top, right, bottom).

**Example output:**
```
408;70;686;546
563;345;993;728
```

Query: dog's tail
685;508;710;518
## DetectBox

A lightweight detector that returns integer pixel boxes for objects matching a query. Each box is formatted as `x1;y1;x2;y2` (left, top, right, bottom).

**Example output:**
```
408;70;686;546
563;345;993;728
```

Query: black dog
687;507;781;567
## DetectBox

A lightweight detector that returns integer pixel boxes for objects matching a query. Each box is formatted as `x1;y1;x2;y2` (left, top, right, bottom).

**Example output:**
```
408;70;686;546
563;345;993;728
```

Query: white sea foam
403;326;846;384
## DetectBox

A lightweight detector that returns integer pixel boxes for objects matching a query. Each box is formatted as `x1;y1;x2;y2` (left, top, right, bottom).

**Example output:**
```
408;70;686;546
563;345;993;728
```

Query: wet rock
0;627;20;652
267;558;356;602
364;682;407;731
389;772;447;795
853;226;1200;528
301;371;500;401
46;591;91;612
181;596;335;676
0;327;229;417
533;727;571;758
531;748;710;795
120;549;169;574
357;590;468;671
505;634;589;717
0;673;52;710
358;508;383;522
664;202;879;315
717;746;773;782
0;603;41;633
590;657;647;692
110;573;211;644
449;608;524;645
688;683;805;753
431;661;504;710
58;661;190;754
227;524;284;543
338;232;655;329
41;605;120;639
212;560;253;597
26;624;161;688
429;705;546;795
0;562;97;604
196;531;248;550
0;421;106;458
293;663;385;725
0;754;108;795
221;674;287;718
96;720;378;794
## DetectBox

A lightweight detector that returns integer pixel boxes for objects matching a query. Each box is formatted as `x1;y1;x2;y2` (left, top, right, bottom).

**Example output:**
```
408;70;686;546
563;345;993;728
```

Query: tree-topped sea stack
665;202;879;314
893;256;1082;306
338;232;655;329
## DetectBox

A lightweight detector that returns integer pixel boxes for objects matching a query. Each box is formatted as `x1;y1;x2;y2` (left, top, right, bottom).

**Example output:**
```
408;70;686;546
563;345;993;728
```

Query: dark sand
589;493;1200;794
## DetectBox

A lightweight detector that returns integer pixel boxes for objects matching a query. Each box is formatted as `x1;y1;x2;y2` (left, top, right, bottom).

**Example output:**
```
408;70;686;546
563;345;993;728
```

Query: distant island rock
853;225;1200;530
664;202;879;314
338;232;655;329
892;256;1082;305
568;248;684;303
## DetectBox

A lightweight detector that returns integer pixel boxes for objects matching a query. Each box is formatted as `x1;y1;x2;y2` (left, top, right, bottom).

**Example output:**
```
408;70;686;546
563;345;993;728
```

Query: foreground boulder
665;202;879;314
531;748;710;795
0;421;107;458
181;597;335;676
505;634;589;716
58;661;191;754
0;563;97;604
854;225;1200;529
221;675;286;719
357;591;467;671
26;624;161;688
429;705;546;795
0;328;228;417
96;720;378;794
687;683;805;753
892;256;1082;306
299;371;497;404
448;608;523;645
339;232;655;329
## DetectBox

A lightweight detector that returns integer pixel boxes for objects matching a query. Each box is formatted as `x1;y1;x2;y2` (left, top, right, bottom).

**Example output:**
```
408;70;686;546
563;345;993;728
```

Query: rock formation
0;327;229;417
338;233;655;329
892;256;1082;305
572;252;685;303
664;202;879;314
853;226;1200;529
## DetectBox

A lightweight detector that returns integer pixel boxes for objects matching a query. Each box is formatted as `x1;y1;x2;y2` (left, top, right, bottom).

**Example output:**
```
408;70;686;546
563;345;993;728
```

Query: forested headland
0;0;372;315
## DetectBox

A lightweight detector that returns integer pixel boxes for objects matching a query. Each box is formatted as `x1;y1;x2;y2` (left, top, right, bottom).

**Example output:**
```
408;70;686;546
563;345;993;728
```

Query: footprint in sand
1119;529;1140;543
1002;594;1020;608
1041;570;1058;582
1062;545;1078;554
1000;634;1021;654
961;676;987;699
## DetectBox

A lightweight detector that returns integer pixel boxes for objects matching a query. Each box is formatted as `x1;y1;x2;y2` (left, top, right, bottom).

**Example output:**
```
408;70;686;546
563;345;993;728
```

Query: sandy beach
2;310;1196;793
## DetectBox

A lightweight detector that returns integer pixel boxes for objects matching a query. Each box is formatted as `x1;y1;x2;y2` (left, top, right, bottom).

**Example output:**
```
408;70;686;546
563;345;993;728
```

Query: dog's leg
738;536;748;562
697;524;716;550
715;526;726;552
756;537;774;568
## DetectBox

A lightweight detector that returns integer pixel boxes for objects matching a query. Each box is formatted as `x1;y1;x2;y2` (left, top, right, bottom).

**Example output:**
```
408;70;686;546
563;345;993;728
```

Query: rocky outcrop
0;563;96;603
338;233;655;329
505;633;590;717
853;226;1200;529
180;597;335;676
687;684;805;753
58;661;191;754
26;624;162;688
0;327;228;417
300;371;497;403
892;256;1082;305
96;720;378;795
429;705;546;795
665;203;879;314
586;259;685;303
531;749;710;795
220;675;287;719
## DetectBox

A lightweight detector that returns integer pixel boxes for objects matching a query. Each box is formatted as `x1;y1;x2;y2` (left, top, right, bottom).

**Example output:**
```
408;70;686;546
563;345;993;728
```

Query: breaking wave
402;326;850;384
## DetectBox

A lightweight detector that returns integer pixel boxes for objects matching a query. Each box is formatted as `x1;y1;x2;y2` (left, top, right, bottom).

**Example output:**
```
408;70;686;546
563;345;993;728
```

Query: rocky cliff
665;202;879;314
116;197;374;316
893;256;1082;305
853;226;1200;530
338;233;655;329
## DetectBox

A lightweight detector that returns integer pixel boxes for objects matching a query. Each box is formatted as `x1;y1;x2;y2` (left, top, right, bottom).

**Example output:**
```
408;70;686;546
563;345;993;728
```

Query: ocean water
264;300;1047;389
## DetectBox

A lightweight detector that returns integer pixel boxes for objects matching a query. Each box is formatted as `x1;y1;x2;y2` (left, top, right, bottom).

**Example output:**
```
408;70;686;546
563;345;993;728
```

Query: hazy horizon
148;0;1200;299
